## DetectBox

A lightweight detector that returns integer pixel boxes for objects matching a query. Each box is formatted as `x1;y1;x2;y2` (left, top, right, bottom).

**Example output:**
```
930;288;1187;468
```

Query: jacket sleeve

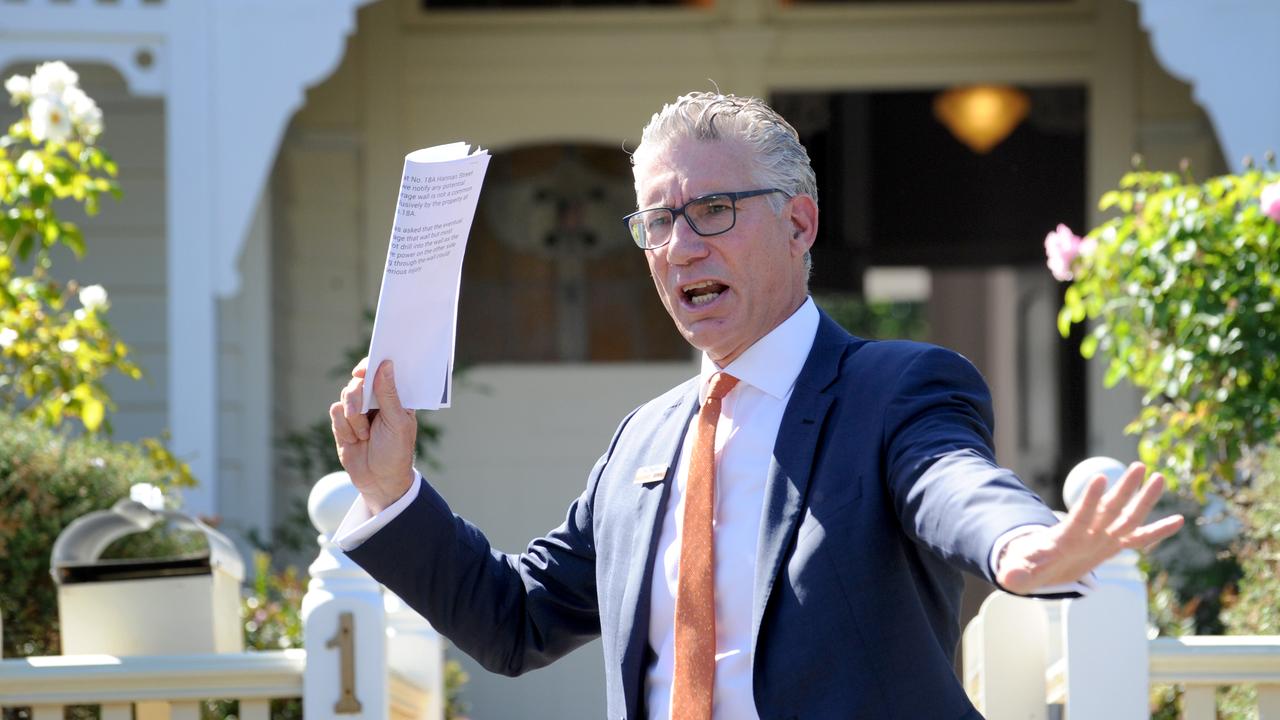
880;345;1060;584
344;409;637;677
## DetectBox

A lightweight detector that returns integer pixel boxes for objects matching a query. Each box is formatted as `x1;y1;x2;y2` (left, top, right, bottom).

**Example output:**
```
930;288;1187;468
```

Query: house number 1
326;612;363;713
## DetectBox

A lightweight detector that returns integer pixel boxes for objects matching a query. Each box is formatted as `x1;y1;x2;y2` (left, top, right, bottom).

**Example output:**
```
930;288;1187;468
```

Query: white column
301;471;389;718
164;2;219;514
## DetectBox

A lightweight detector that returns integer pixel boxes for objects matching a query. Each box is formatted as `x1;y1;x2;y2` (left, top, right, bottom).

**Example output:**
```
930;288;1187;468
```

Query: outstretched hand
995;462;1185;595
330;358;418;514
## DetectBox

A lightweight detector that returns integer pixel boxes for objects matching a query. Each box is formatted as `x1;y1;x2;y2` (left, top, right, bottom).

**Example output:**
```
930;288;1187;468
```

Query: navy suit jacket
346;312;1061;719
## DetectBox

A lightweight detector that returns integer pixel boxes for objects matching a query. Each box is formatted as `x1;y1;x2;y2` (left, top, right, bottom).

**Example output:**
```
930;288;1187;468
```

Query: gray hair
634;92;818;279
633;92;819;210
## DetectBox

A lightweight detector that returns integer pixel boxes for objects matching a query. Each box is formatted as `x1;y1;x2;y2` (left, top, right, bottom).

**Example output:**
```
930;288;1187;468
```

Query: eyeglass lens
628;195;736;248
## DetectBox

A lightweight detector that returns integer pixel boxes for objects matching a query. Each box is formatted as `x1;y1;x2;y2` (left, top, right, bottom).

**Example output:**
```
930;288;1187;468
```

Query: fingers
1062;474;1107;538
1090;463;1144;533
1108;472;1167;535
372;360;406;416
1121;514;1185;550
340;374;370;441
330;401;359;446
353;356;369;378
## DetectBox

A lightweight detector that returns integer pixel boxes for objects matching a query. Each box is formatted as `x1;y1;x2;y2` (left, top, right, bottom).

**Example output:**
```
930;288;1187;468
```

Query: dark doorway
773;87;1087;287
771;85;1089;491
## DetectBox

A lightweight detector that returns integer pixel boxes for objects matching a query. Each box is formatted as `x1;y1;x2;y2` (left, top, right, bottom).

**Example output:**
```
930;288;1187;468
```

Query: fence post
386;592;444;719
302;470;388;718
1059;457;1151;719
963;591;1051;719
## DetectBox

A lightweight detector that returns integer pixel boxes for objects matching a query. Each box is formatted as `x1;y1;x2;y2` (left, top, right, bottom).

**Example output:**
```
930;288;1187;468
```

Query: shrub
1053;165;1280;497
0;412;186;658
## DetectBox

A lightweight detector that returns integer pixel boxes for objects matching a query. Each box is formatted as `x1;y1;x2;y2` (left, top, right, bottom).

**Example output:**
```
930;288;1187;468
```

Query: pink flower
1261;182;1280;223
1044;224;1091;282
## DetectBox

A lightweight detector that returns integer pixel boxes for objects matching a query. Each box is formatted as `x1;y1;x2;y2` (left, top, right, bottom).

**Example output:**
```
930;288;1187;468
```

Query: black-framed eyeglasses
623;188;790;250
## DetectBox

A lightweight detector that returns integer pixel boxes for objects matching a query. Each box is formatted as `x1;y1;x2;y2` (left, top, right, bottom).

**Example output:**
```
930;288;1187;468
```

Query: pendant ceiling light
933;85;1031;154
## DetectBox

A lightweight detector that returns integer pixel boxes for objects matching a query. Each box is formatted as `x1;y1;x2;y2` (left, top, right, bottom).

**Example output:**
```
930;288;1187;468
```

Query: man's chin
679;323;737;362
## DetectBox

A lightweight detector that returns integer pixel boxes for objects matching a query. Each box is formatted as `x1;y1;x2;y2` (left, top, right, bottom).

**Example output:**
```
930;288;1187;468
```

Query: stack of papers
363;142;491;412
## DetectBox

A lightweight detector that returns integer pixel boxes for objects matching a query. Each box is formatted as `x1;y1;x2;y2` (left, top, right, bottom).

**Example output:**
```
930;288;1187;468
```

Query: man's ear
787;194;819;257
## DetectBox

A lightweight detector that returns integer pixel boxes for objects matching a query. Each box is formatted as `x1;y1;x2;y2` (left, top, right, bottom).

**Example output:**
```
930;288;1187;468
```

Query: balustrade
0;471;440;719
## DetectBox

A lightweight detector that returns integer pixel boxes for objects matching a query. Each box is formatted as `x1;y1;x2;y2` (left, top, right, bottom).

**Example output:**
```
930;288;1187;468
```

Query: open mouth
682;279;729;306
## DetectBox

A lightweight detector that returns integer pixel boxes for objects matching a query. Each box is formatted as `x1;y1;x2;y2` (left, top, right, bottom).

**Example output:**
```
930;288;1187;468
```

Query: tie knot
705;372;739;401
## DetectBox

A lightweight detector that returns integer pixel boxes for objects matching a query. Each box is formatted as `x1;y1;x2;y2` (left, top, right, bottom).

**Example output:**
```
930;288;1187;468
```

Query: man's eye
703;200;733;214
647;214;672;230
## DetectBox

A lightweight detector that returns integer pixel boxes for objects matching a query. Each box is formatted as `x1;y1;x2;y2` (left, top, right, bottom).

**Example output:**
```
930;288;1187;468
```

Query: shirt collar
699;297;820;402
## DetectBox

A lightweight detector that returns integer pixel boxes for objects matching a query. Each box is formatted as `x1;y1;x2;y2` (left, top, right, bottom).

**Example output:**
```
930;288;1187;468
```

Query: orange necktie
671;371;739;720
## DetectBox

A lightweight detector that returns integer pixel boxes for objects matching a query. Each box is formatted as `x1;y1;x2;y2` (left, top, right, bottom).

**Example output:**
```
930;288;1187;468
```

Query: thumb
373;360;406;416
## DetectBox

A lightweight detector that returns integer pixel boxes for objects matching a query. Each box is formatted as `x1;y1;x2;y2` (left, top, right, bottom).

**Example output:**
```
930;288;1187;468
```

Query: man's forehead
633;137;755;198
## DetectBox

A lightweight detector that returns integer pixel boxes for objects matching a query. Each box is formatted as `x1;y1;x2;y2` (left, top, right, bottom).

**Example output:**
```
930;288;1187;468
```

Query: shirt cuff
989;524;1097;596
333;471;423;551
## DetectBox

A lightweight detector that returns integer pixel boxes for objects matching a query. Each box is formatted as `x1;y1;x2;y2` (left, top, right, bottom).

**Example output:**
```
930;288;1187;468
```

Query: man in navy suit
330;92;1183;719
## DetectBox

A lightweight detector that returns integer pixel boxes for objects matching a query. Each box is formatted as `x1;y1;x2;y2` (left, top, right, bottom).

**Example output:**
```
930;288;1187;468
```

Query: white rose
0;328;17;348
16;150;44;176
64;86;91;115
28;95;72;144
5;74;30;104
59;338;80;353
64;87;103;139
78;284;109;311
79;102;103;139
30;61;79;98
130;482;165;511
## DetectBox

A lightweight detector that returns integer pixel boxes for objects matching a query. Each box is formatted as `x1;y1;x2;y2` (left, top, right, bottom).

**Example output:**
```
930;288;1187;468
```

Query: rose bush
2;62;134;434
1049;163;1280;718
1261;181;1280;223
1048;165;1280;497
1043;223;1095;282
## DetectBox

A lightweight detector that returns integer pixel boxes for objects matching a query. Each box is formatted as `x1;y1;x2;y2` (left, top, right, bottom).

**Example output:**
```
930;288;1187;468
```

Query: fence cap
49;498;244;584
309;470;359;537
1063;456;1127;510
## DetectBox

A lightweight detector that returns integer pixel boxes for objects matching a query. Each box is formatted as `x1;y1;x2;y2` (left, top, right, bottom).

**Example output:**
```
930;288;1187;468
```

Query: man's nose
664;214;708;264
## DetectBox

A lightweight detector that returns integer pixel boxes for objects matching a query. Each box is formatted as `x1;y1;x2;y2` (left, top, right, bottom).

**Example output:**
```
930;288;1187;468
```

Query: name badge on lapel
633;464;669;485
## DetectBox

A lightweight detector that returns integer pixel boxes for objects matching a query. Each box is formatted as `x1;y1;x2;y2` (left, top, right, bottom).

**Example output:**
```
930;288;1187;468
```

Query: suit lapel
619;385;698;719
750;314;847;652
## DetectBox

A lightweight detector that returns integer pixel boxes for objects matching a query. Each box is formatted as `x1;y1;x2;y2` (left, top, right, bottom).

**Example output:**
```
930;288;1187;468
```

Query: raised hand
329;358;418;513
995;462;1185;595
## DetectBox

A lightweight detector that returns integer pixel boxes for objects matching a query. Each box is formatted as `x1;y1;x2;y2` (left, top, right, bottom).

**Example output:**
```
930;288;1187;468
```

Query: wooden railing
1150;636;1280;719
0;471;442;719
0;651;305;719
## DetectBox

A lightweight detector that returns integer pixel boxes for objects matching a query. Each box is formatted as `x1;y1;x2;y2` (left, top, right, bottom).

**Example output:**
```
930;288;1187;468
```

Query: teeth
683;280;718;292
690;291;720;305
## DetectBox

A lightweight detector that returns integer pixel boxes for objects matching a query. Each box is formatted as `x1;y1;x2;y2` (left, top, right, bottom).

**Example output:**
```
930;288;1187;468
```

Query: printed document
363;142;490;412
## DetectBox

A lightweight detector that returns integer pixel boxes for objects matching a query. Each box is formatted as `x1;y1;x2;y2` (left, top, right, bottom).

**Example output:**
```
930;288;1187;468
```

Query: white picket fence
0;472;443;719
964;494;1280;719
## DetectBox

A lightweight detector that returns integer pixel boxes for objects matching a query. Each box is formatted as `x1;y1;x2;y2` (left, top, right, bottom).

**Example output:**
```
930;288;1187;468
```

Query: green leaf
15;229;33;260
60;223;84;257
80;395;104;433
1103;361;1127;388
1057;307;1073;338
1080;334;1099;359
